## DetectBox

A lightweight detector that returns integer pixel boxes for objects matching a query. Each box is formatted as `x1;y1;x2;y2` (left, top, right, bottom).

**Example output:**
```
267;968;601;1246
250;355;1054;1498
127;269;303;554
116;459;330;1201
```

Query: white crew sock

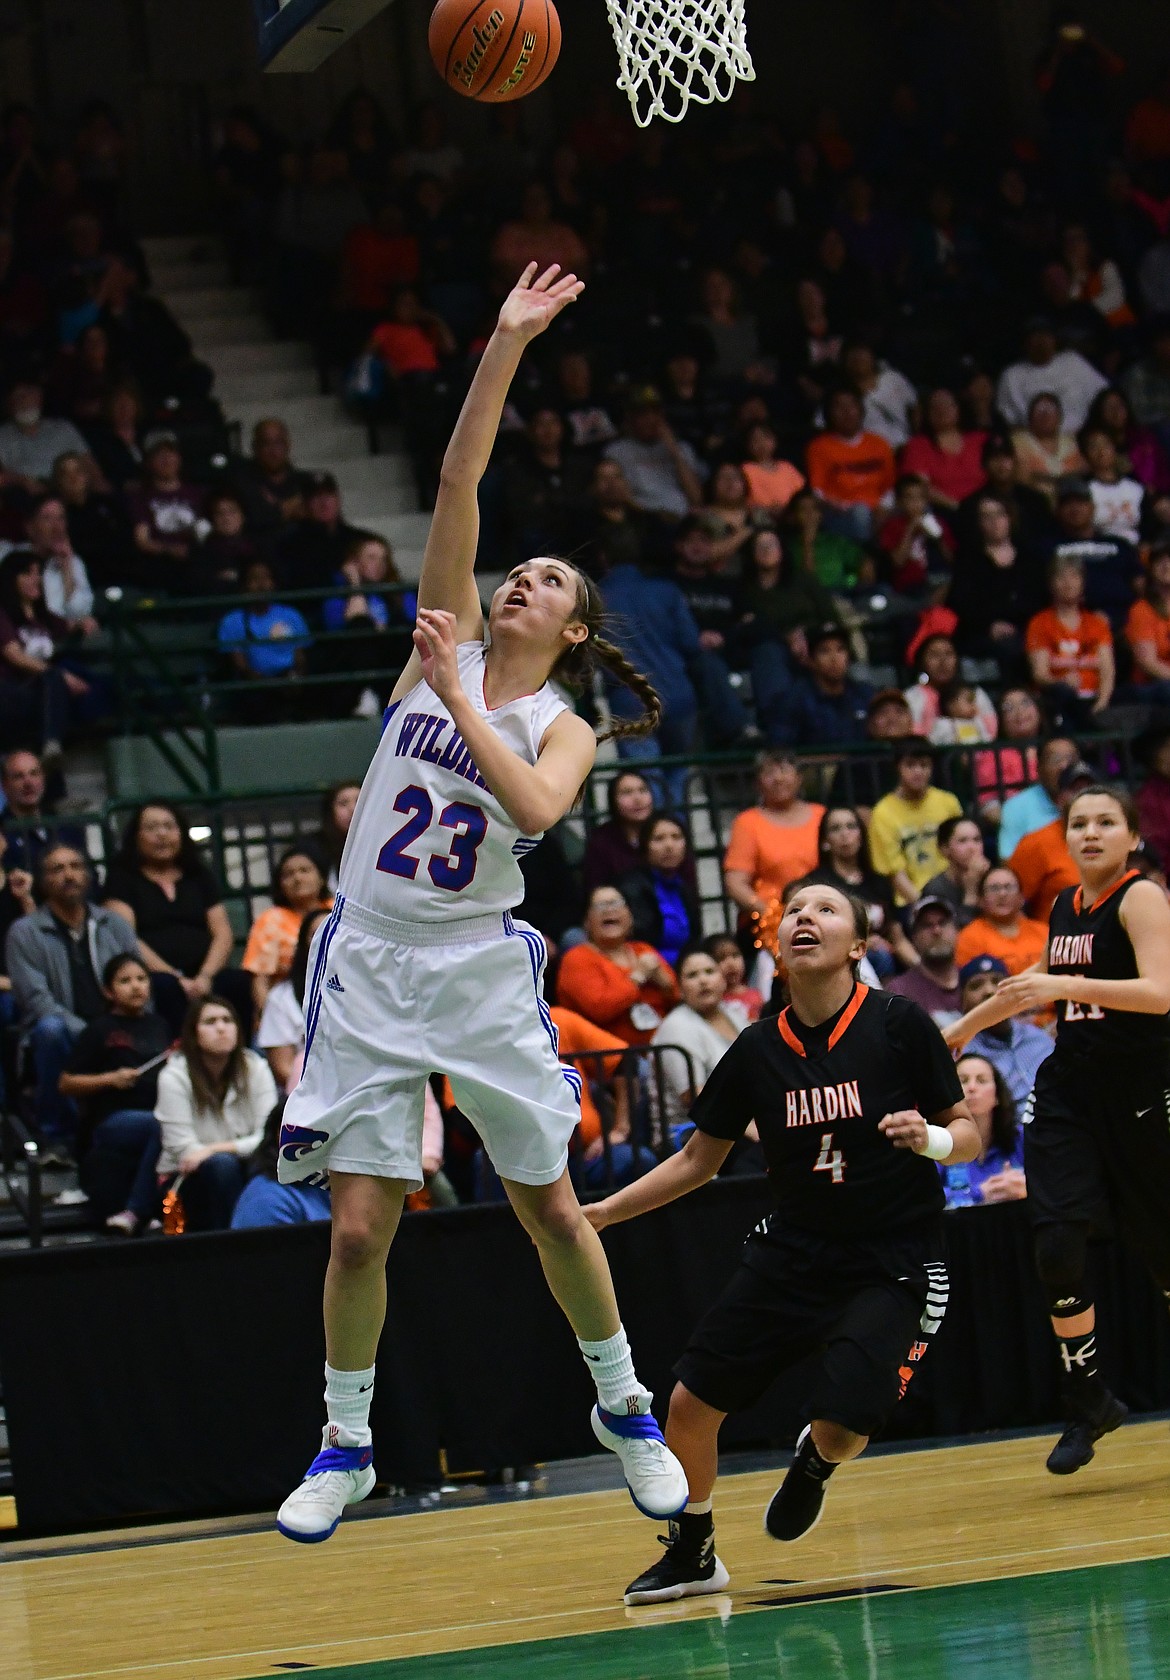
324;1363;375;1446
684;1497;713;1516
577;1327;652;1415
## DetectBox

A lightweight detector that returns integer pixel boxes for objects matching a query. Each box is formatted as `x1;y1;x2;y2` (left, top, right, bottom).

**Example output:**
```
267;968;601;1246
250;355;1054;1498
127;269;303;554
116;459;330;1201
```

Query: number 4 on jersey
814;1131;846;1184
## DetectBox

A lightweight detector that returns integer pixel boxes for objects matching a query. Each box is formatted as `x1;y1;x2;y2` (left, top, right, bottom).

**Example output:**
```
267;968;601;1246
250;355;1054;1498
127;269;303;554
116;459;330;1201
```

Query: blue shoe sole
627;1486;688;1521
276;1516;341;1544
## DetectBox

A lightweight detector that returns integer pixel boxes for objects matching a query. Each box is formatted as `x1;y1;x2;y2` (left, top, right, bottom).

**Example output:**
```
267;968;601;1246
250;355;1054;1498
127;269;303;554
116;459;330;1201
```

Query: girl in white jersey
276;264;688;1544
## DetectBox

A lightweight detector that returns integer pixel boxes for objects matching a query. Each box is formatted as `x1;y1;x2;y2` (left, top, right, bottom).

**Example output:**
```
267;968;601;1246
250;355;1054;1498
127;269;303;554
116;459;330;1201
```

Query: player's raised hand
879;1110;929;1152
413;608;463;707
496;262;584;343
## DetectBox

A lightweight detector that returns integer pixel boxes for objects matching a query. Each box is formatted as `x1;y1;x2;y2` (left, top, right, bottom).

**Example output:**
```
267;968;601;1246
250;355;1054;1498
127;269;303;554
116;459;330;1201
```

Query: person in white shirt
25;494;96;630
841;343;919;449
652;947;749;1134
1080;426;1144;544
156;994;278;1229
256;907;331;1092
604;391;706;522
996;319;1107;434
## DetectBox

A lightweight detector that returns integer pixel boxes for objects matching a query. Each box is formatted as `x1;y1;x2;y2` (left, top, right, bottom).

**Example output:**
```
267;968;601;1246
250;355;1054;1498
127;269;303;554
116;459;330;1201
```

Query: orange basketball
429;0;561;103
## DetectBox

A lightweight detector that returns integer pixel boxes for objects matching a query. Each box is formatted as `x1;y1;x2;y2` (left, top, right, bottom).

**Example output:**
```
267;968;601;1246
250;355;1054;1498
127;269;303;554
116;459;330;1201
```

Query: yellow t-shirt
869;787;963;903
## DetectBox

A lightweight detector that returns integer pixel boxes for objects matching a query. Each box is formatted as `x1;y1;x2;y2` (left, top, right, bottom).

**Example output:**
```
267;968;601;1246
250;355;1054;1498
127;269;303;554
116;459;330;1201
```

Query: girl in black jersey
585;882;979;1606
948;784;1170;1477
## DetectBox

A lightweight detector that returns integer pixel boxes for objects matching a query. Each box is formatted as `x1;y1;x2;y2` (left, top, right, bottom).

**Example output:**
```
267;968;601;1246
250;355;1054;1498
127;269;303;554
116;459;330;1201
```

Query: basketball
429;0;561;103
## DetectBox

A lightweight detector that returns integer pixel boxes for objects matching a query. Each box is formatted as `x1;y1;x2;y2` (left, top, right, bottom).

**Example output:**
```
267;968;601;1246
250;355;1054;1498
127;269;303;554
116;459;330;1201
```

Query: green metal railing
98;583;415;794
8;731;1142;945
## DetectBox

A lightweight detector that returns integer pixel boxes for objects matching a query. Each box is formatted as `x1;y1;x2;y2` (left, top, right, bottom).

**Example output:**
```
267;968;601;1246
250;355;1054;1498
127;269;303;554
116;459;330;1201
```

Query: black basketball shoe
764;1426;837;1541
624;1512;730;1605
1046;1388;1129;1475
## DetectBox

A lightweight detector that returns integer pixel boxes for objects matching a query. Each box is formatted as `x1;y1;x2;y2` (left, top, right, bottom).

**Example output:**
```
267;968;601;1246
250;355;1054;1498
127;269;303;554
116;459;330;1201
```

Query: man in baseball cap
957;952;1054;1106
885;895;962;1026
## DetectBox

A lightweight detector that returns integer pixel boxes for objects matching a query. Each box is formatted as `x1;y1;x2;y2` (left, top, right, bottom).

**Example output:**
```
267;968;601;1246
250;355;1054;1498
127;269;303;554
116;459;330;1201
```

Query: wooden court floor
3;1420;1169;1680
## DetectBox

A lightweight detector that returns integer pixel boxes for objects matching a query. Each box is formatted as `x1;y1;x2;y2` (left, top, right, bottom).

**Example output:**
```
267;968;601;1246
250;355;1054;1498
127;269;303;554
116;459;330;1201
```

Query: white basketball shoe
276;1425;376;1543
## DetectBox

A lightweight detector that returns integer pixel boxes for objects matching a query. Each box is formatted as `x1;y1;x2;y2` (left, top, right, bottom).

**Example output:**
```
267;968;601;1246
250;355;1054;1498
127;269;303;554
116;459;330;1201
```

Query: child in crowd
869;742;964;905
740;421;805;520
702;932;764;1022
1080;427;1144;544
929;679;994;745
59;952;171;1236
877;475;954;597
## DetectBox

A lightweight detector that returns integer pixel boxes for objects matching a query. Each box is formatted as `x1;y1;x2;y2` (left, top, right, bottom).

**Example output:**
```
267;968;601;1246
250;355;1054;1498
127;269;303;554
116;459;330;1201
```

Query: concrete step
163;285;259;320
191;316;277;349
214;368;323;406
183;305;271;338
142;234;223;265
200;341;316;374
290;424;377;464
330;453;416;497
363;510;433;552
228;392;354;433
151;258;232;292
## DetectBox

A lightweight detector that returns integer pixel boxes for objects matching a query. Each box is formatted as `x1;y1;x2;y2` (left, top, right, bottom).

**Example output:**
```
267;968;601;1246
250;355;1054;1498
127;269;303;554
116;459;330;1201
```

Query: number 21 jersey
340;640;567;922
1047;871;1170;1062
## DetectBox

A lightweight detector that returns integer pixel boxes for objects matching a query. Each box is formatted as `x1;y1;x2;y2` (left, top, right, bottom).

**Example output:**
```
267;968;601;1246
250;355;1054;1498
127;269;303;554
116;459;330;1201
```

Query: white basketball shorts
277;896;583;1191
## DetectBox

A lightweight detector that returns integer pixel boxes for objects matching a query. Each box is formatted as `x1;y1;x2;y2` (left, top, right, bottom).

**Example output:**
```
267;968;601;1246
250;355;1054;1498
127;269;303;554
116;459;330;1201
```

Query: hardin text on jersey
785;1081;864;1129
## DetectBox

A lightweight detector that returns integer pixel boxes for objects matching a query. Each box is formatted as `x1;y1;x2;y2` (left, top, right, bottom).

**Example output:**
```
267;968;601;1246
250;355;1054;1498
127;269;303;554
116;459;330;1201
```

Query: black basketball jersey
1047;871;1170;1063
691;984;964;1238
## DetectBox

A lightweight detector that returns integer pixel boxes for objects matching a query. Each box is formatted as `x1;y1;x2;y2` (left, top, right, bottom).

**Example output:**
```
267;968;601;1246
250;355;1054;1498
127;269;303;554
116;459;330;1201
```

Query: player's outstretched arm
390;263;583;703
942;957;1047;1051
582;1130;734;1232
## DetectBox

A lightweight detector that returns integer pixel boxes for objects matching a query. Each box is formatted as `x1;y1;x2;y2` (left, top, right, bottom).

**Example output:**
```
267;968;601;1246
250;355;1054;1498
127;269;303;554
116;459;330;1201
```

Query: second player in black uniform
586;881;979;1605
949;784;1170;1476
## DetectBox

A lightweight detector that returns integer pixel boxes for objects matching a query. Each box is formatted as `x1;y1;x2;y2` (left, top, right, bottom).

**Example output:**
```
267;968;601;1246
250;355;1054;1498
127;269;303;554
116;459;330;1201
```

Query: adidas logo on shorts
326;973;345;994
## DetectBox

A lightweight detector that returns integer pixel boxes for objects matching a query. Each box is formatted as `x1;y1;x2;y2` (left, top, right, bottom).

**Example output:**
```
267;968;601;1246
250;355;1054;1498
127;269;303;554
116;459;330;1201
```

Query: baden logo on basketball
430;0;561;104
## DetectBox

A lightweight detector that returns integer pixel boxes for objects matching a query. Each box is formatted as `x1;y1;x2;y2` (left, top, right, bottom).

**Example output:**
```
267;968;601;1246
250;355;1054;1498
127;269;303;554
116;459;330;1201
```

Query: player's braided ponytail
554;569;663;744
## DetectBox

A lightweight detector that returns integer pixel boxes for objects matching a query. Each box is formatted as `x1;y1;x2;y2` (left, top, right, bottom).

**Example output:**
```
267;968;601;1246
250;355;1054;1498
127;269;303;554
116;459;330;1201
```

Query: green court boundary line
235;1556;1170;1680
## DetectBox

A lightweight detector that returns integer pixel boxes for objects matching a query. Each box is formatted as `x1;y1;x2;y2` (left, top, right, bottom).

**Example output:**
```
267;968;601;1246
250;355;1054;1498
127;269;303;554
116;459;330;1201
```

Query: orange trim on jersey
1073;868;1140;917
777;982;870;1058
828;982;870;1050
777;1009;806;1056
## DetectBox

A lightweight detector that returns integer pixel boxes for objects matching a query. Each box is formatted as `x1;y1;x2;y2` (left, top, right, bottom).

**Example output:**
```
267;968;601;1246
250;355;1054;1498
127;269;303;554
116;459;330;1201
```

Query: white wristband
919;1124;954;1162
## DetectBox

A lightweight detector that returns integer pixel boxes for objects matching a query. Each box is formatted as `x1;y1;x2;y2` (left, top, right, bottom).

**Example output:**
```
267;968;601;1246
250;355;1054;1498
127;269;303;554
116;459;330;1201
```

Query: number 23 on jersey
376;785;488;893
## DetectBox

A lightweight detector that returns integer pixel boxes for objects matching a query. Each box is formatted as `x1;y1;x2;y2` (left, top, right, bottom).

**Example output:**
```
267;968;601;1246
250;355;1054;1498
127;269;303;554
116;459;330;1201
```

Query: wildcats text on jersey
785;1080;864;1129
1050;933;1094;967
394;712;488;791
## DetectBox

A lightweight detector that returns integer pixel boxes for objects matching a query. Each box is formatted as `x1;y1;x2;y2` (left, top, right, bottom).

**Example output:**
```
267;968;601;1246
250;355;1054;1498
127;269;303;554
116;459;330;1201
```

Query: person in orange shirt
1125;543;1170;702
1025;555;1114;727
806;388;896;541
242;846;333;1016
1007;759;1096;921
549;1007;655;1190
555;887;679;1046
741;421;805;519
722;751;825;927
955;864;1050;975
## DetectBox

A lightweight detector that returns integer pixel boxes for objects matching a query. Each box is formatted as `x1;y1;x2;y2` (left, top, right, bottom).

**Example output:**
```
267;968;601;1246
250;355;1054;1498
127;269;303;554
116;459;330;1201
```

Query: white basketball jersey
339;641;568;922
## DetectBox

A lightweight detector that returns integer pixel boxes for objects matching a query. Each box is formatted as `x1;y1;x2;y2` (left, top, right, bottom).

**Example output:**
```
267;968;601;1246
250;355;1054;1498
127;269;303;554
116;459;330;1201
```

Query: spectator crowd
6;12;1170;1232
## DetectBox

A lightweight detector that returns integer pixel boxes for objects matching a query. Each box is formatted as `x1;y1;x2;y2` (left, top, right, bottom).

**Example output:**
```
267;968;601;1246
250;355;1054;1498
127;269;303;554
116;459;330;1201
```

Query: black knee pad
1034;1222;1090;1316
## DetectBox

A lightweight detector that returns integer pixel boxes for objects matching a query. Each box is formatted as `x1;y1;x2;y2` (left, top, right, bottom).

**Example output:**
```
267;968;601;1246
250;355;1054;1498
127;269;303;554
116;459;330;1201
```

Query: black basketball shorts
673;1217;948;1438
1025;1055;1170;1288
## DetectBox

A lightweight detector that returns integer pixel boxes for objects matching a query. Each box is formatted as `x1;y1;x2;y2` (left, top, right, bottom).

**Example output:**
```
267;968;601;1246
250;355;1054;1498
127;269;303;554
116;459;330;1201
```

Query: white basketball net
605;0;755;127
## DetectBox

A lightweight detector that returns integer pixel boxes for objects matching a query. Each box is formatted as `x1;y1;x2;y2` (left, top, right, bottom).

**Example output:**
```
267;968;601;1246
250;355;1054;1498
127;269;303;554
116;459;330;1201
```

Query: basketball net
605;0;755;126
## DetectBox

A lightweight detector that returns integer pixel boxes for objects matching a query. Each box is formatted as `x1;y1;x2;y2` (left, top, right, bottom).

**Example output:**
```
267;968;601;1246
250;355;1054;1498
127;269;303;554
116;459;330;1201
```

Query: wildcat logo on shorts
279;1122;330;1162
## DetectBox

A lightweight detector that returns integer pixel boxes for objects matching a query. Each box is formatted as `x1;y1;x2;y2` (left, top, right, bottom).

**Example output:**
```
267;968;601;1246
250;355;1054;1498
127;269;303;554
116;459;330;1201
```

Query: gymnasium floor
3;1420;1169;1680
